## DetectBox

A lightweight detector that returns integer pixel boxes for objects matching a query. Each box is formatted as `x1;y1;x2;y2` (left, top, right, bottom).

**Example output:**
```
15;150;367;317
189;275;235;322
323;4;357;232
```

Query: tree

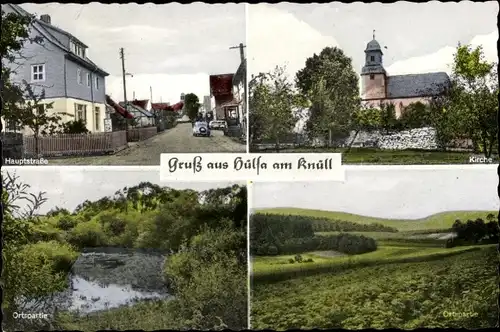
434;45;498;157
379;102;399;134
348;106;382;151
248;65;304;152
296;47;360;146
248;73;267;144
399;101;433;129
184;93;201;121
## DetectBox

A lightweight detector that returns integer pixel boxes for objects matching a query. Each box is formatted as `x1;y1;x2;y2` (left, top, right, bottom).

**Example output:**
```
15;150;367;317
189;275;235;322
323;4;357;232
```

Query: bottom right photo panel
249;166;499;330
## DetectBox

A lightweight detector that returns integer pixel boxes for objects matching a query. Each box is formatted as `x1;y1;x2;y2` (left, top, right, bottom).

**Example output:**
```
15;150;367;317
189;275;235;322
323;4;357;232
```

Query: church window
370;74;375;80
370;55;375;62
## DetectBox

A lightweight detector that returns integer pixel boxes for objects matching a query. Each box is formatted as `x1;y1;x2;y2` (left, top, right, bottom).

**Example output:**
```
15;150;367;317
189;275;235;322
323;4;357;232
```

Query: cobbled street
48;123;246;165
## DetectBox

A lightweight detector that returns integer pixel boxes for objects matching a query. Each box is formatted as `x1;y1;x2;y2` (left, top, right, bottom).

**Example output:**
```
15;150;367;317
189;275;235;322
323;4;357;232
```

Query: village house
119;100;155;127
232;58;247;137
360;36;451;118
1;4;110;134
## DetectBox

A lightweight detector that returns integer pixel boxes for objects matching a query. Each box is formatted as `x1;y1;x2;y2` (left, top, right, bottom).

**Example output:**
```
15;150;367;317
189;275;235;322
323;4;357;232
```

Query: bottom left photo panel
2;166;249;332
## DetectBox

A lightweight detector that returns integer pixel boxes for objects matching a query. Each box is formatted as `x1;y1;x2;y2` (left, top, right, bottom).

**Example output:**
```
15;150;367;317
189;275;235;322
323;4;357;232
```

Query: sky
251;166;499;219
3;166;244;214
20;3;245;104
248;2;499;80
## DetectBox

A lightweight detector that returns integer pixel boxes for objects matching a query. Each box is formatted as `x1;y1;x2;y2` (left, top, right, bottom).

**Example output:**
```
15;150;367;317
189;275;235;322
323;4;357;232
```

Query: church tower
360;32;387;100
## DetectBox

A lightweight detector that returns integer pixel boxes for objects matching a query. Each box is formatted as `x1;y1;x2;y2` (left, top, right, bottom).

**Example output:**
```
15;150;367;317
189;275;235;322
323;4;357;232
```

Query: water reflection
69;276;169;313
19;248;172;315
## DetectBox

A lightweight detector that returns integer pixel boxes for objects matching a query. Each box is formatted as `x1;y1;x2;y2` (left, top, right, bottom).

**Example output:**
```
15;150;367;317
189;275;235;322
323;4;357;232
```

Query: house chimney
40;14;51;24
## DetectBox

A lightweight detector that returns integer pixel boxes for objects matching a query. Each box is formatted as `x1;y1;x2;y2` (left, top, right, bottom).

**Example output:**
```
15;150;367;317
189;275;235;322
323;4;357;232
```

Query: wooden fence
23;131;128;157
126;126;158;142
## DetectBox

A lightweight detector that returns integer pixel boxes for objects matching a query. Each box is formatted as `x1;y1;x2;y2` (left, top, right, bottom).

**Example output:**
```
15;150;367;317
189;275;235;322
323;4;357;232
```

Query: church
360;34;451;118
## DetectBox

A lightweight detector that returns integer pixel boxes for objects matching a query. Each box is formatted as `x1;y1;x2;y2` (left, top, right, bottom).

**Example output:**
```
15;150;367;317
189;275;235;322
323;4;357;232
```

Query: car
209;120;227;130
192;121;211;137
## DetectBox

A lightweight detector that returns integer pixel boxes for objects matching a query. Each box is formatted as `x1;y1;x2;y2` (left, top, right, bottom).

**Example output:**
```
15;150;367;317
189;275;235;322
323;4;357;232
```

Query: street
48;123;246;165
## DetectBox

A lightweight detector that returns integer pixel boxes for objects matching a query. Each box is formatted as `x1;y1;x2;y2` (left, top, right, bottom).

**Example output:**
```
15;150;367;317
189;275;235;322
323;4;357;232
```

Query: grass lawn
253;147;498;165
255;208;496;231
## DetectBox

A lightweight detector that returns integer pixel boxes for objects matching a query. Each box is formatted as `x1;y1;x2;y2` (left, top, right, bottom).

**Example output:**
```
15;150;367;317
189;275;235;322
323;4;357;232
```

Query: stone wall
2;132;24;159
346;127;440;150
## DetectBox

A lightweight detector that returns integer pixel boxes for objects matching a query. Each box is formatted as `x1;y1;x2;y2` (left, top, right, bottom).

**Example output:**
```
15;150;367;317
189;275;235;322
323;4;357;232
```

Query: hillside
254;208;495;231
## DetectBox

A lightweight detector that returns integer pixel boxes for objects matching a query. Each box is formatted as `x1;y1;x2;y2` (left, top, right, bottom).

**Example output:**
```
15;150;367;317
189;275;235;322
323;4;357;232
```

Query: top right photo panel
247;1;498;165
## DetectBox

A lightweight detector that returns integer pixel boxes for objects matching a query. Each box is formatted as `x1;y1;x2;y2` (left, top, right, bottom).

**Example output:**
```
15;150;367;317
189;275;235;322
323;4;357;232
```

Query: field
250;209;499;329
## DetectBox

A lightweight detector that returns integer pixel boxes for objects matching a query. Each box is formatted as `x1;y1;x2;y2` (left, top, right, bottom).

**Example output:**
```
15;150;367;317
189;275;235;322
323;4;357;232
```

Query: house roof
233;59;246;85
151;101;183;112
151;102;171;111
132;99;149;110
105;95;134;119
386;72;450;99
7;4;109;76
119;102;155;118
210;74;234;97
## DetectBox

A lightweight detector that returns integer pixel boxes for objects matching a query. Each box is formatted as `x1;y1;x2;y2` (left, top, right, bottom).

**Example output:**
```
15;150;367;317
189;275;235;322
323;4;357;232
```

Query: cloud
106;73;211;104
248;4;340;78
386;30;498;75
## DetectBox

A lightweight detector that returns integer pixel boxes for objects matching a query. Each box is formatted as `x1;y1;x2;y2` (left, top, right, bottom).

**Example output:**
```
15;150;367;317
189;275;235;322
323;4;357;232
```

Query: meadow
2;171;248;331
250;208;499;329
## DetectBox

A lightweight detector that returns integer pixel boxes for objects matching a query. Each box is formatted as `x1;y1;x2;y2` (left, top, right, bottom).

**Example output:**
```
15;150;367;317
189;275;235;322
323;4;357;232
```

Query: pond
20;247;173;315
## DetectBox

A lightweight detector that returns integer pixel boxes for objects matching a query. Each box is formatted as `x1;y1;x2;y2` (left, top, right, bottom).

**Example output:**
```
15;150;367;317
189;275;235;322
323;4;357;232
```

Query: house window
370;55;375;62
86;73;91;87
31;64;45;82
370;74;375;80
77;68;83;84
94;106;100;131
74;103;87;123
95;76;100;90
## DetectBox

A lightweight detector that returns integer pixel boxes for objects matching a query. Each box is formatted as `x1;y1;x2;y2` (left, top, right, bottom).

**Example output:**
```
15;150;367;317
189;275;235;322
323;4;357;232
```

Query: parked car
193;121;211;137
209;120;227;130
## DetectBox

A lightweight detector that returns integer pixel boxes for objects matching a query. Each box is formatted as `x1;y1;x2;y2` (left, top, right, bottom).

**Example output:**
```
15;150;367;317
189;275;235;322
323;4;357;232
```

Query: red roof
131;99;149;110
210;74;234;97
151;102;171;111
151;101;184;112
170;101;184;111
106;95;134;119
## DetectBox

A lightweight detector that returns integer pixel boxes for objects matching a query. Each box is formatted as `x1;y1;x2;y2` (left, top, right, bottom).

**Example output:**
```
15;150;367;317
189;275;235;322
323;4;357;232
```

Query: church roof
365;39;382;53
386;72;450;98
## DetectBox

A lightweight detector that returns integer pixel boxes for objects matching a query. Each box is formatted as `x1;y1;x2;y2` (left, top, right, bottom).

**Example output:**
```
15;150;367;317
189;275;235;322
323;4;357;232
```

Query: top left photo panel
2;3;247;166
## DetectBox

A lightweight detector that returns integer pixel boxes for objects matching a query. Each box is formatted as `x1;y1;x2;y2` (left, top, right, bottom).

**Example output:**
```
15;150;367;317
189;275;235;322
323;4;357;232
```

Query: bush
67;219;107;248
164;228;247;330
57;215;78;230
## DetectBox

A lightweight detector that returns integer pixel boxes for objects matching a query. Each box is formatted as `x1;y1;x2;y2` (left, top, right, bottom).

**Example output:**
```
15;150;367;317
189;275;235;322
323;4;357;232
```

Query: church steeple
361;30;386;75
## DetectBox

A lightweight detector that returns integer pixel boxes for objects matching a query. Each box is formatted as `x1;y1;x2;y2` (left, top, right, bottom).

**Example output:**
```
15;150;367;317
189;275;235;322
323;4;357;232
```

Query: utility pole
150;86;153;103
120;47;129;132
230;42;246;63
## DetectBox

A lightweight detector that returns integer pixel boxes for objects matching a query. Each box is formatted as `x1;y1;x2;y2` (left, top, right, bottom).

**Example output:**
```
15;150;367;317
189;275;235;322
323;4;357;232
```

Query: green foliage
251;214;377;256
184;93;201;121
448;217;499;246
379;102;400;133
249;66;306;151
428;44;498;156
399;102;433;129
296;47;360;146
2;170;247;331
164;227;247;330
61;119;90;134
251;246;497;329
352;107;382;132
